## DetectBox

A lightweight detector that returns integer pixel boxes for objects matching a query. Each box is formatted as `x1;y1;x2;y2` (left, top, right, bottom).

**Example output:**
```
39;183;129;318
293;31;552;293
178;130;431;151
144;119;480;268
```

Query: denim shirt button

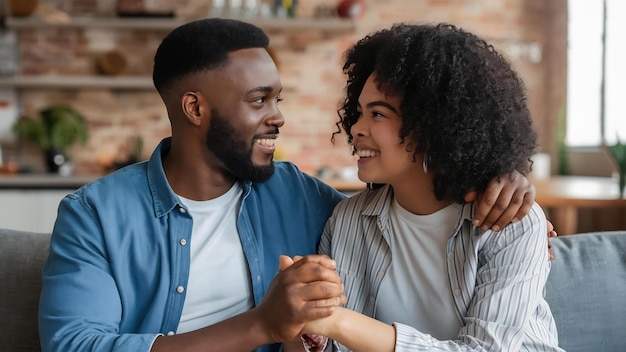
167;331;175;336
176;286;184;293
179;207;186;214
180;239;187;246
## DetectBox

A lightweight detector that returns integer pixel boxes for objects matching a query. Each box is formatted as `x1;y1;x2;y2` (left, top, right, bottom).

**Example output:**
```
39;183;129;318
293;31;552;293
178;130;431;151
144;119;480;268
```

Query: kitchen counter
0;174;365;232
0;174;100;190
0;174;366;192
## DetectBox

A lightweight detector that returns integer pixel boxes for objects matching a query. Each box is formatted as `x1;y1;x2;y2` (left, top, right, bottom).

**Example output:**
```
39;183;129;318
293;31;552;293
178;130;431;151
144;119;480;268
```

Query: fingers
473;172;535;231
282;256;345;312
505;190;534;228
547;220;554;233
489;187;528;231
546;220;557;261
547;220;558;237
307;295;345;309
259;255;345;343
464;190;478;203
472;176;507;230
290;254;336;271
287;275;344;304
548;239;555;261
279;255;295;272
278;254;338;280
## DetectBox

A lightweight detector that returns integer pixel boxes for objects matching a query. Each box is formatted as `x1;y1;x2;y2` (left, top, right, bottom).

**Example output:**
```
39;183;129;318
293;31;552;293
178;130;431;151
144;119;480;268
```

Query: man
38;18;536;352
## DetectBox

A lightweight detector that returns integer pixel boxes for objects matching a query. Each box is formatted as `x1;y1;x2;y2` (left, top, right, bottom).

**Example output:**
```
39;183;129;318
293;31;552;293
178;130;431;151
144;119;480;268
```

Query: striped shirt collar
361;184;480;239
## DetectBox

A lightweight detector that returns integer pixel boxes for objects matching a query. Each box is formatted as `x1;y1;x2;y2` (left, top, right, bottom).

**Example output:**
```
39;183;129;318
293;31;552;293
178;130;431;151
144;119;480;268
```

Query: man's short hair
153;18;270;93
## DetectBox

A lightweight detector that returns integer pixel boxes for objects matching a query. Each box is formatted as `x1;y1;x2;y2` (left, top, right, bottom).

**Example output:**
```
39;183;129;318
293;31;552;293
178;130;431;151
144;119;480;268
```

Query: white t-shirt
176;183;253;333
375;199;463;340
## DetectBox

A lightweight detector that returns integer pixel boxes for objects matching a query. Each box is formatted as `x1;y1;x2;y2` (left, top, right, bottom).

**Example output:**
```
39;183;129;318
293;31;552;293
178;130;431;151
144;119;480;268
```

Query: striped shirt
320;184;563;352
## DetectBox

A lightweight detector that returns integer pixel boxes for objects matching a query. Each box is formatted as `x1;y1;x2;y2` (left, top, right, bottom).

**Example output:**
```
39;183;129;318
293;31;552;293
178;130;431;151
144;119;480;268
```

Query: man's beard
206;109;275;183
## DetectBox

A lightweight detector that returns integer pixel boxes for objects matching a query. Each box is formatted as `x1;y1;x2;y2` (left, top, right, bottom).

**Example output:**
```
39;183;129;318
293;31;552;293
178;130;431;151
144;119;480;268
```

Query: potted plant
605;137;626;198
13;105;88;174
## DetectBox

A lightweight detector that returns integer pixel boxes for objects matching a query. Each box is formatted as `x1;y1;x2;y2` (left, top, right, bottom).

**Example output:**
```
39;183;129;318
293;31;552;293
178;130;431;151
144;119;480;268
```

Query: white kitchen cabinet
0;190;71;233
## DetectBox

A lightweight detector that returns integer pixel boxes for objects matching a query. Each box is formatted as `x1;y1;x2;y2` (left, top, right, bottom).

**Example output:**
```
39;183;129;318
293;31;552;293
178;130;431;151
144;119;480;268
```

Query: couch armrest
0;228;51;351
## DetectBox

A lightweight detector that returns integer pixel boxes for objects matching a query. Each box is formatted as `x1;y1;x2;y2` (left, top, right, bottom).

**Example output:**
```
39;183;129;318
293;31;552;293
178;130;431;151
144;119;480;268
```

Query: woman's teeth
356;149;379;158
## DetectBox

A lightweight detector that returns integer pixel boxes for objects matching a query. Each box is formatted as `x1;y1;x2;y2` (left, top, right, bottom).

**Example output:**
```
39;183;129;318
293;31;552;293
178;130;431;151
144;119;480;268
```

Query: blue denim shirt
38;138;345;352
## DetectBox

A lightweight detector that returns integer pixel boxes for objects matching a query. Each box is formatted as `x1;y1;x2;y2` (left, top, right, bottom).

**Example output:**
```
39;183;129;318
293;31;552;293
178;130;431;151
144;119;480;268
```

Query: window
567;0;626;146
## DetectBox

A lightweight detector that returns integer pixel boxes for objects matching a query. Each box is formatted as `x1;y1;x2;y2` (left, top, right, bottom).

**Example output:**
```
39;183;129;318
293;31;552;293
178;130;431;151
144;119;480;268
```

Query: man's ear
181;92;204;126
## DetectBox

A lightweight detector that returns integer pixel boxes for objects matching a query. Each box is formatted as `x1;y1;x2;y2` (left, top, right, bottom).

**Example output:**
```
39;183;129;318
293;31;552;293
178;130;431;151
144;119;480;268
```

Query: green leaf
608;137;626;173
12;104;88;157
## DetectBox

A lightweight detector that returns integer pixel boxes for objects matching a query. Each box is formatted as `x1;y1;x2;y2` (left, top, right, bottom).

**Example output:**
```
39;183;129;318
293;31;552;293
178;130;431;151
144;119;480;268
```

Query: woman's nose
350;117;367;137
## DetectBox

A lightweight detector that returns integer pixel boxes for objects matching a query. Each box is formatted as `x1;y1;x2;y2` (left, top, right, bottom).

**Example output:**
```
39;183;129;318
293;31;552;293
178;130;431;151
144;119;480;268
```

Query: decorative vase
44;148;66;174
9;0;38;17
337;0;365;19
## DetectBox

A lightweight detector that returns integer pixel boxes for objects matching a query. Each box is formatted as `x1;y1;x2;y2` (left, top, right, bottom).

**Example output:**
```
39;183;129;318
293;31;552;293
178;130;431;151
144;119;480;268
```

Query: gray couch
0;229;50;352
545;230;626;351
1;228;625;351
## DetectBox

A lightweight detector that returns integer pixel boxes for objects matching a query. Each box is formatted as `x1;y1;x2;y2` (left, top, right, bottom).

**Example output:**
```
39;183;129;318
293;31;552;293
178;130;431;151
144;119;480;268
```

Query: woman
293;23;562;351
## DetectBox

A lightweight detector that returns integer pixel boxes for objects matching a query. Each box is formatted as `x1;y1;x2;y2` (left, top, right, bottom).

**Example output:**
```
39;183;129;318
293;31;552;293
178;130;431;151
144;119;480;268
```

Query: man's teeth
356;149;379;158
255;138;276;147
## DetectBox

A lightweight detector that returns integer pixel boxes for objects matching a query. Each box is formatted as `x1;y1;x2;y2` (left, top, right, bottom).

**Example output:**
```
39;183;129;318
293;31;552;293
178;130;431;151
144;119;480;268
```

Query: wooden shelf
1;16;355;90
5;16;356;33
0;75;154;89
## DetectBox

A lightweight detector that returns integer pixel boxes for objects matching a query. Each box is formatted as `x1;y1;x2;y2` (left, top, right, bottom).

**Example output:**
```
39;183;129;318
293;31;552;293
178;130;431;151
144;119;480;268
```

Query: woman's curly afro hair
336;23;537;203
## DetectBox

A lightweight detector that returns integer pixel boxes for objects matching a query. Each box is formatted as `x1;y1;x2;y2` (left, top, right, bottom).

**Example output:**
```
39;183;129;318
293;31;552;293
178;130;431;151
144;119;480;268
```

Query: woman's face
350;73;424;186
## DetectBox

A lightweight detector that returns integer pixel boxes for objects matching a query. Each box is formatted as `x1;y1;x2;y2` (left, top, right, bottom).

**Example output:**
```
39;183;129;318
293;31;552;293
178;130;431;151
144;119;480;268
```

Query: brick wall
10;0;567;177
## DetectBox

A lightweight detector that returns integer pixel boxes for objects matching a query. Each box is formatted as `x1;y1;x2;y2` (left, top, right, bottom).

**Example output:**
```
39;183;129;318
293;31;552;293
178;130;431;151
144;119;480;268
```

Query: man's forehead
223;47;274;67
187;49;279;98
216;49;280;83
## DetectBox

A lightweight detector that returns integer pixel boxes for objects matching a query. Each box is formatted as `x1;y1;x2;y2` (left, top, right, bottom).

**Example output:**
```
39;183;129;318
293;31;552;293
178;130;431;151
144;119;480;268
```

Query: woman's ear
181;92;203;126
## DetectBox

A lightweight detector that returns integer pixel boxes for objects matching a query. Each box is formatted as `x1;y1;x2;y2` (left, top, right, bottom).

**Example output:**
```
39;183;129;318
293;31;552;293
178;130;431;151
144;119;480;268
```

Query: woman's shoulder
479;202;547;249
332;185;391;216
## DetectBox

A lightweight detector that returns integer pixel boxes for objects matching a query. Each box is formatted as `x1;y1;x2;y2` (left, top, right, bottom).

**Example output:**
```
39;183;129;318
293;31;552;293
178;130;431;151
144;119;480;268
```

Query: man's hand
465;171;535;231
548;221;557;261
254;255;345;344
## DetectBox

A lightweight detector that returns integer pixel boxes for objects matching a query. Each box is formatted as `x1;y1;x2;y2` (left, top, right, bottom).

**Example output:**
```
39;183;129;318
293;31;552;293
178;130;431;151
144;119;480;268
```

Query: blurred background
0;0;625;234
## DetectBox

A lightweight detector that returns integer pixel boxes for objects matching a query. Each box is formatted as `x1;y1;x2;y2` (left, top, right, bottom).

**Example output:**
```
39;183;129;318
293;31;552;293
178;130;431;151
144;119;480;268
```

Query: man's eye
276;96;283;103
252;97;265;104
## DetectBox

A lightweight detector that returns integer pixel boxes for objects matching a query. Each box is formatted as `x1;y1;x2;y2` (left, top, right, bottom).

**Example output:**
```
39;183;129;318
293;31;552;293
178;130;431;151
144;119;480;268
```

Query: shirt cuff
300;334;329;352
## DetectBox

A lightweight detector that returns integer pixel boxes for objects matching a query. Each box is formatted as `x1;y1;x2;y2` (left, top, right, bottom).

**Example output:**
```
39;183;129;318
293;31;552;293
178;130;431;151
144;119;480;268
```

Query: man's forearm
151;307;273;351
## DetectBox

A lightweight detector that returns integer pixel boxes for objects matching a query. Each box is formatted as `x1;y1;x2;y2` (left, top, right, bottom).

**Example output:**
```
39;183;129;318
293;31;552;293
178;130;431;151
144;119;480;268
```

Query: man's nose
266;105;285;128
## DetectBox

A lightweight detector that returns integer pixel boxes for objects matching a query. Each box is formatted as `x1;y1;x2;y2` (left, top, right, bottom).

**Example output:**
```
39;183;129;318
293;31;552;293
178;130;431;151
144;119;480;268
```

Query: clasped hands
254;254;345;347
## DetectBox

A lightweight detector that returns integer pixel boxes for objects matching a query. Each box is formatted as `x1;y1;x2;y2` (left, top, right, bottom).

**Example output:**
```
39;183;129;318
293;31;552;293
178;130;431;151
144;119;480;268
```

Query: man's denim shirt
38;138;345;352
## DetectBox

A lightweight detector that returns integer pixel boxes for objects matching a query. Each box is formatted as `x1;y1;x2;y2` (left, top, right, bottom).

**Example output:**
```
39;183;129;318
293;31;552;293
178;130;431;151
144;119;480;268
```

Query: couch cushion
0;229;51;352
545;231;626;352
